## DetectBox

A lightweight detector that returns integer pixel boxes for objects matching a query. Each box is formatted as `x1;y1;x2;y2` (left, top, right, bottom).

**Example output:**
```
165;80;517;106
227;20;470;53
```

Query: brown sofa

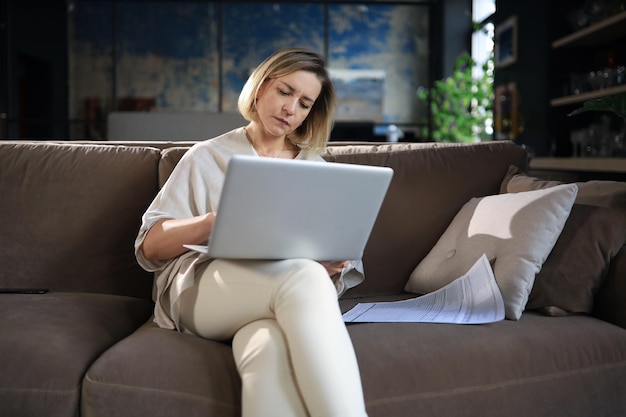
1;139;625;417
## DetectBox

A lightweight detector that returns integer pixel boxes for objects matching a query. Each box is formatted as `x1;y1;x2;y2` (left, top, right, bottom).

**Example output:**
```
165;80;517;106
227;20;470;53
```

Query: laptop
184;154;393;261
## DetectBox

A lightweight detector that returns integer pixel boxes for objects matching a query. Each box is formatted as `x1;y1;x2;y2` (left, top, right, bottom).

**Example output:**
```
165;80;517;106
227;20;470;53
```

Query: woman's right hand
319;261;350;277
141;212;216;261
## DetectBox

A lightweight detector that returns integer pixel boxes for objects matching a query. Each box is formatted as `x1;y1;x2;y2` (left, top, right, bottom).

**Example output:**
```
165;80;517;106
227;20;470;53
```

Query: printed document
342;254;505;324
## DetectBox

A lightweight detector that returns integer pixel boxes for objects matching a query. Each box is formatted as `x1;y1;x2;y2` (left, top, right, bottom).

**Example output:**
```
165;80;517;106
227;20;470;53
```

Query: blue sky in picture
329;4;392;66
221;3;325;111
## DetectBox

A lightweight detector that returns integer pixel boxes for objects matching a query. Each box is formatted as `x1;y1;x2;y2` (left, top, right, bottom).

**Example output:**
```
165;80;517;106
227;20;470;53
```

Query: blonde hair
238;47;336;155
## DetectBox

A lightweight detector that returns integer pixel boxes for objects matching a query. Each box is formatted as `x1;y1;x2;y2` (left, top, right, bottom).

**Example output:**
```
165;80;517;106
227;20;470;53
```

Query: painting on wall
68;1;430;139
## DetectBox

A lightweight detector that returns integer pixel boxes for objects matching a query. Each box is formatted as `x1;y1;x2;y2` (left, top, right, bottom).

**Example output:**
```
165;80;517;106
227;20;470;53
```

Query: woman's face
255;70;322;138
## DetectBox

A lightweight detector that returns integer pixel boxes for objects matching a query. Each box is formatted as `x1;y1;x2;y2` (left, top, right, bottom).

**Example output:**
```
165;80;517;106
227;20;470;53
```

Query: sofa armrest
593;245;626;329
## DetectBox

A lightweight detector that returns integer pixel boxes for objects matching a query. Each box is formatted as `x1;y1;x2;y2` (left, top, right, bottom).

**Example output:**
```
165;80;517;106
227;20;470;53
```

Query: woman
135;47;368;417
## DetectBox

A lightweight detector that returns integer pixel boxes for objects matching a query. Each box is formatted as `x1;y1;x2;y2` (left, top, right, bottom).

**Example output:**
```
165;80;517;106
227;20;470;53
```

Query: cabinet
530;6;626;177
548;8;626;157
550;10;626;107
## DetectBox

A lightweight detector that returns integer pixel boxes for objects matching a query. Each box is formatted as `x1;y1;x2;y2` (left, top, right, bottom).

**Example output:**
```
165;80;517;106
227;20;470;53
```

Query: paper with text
342;254;505;324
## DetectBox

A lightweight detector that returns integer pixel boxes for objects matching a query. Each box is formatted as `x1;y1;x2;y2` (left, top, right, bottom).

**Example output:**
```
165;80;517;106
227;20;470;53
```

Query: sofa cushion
0;143;160;299
339;300;626;417
405;183;578;320
159;147;191;187
82;321;241;417
0;292;153;417
594;245;626;328
501;165;626;315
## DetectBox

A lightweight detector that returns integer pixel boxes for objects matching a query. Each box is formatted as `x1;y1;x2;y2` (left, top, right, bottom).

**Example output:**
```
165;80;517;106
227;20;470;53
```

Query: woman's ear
256;79;269;100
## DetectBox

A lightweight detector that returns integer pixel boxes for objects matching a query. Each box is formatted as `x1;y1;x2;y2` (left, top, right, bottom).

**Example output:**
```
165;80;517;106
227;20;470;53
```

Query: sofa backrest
159;141;530;297
0;140;529;300
327;142;530;296
0;142;161;300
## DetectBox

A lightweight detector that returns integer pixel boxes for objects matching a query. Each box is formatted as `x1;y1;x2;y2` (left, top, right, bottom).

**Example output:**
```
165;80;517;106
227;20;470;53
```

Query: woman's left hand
319;261;350;277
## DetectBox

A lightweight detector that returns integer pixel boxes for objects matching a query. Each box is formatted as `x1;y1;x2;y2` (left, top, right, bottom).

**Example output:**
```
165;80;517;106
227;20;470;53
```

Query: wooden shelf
550;84;626;107
552;10;626;48
530;157;626;173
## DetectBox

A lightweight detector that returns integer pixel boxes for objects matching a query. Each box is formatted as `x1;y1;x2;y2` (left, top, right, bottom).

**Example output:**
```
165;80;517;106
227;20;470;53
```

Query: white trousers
178;258;368;417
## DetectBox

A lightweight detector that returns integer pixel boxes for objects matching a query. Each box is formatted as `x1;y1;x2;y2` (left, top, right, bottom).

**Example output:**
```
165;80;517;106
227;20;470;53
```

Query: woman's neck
244;124;297;158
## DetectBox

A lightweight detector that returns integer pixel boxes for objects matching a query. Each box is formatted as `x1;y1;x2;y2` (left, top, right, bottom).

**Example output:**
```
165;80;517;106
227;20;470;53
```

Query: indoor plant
417;52;493;143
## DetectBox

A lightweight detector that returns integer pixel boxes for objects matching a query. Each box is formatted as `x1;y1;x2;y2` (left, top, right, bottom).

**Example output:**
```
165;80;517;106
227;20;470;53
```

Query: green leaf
568;93;626;118
417;52;494;142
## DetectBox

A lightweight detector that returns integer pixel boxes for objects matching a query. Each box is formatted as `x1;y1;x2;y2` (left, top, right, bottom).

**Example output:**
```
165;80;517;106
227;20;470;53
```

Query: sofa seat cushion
0;292;153;417
339;298;626;417
82;321;241;417
84;302;626;417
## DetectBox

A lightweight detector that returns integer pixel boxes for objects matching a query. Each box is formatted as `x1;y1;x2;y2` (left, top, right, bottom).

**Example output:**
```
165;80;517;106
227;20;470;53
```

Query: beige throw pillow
405;183;578;320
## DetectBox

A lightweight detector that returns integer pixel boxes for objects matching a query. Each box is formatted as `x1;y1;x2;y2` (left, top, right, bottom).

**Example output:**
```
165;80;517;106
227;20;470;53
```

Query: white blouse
135;127;364;331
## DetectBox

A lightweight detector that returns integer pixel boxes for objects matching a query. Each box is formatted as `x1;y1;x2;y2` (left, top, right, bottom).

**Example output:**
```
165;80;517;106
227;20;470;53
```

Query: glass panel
472;22;494;77
328;4;429;124
68;1;114;139
115;2;219;112
472;22;495;137
221;3;324;112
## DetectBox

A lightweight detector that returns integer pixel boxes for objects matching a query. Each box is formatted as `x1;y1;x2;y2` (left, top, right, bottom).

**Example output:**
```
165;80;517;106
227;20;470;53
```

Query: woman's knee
270;259;339;315
232;319;288;371
282;259;337;295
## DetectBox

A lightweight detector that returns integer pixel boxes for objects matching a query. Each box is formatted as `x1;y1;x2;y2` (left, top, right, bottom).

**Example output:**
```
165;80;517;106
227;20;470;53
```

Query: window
471;0;495;137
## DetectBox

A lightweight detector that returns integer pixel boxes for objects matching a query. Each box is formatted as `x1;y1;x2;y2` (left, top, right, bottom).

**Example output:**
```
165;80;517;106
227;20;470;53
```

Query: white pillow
405;183;578;320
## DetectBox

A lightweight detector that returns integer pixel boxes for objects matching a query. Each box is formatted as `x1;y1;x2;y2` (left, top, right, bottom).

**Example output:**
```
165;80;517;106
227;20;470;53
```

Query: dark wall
430;0;472;81
4;0;68;138
494;0;552;156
